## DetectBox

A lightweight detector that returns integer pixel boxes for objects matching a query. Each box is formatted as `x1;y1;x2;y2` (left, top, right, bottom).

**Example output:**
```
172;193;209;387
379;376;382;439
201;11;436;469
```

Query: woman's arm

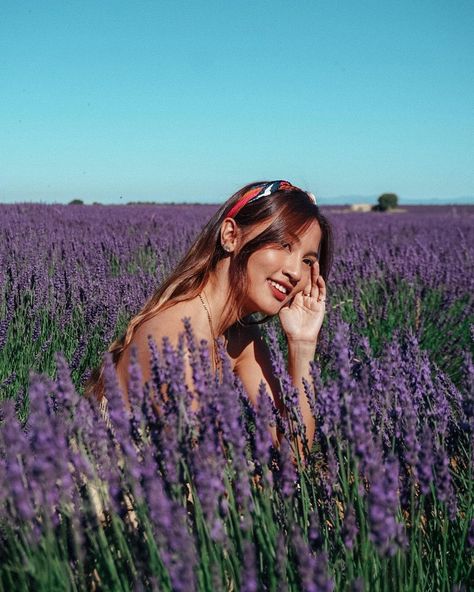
286;339;317;447
231;323;319;457
233;266;326;457
276;264;327;456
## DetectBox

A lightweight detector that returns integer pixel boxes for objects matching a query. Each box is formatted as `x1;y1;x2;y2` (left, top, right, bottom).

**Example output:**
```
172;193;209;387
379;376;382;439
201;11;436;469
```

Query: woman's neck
202;262;238;337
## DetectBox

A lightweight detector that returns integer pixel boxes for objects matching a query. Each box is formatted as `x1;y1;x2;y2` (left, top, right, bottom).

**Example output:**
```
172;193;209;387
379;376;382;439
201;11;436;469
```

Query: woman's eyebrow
291;234;319;258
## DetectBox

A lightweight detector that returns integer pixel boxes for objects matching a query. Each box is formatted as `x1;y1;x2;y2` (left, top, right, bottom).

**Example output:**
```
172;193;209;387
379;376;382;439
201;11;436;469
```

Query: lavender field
0;203;473;591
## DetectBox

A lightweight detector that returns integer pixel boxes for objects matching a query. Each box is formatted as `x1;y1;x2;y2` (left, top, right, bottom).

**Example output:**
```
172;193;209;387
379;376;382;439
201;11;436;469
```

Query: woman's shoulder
116;299;209;385
135;299;208;346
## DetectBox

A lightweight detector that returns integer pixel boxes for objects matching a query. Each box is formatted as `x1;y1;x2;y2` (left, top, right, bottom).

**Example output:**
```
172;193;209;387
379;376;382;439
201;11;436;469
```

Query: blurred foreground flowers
0;318;472;591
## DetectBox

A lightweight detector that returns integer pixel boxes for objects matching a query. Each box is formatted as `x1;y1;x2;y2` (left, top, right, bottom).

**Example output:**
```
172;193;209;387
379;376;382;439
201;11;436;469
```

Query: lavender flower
341;503;358;551
240;540;258;592
417;425;434;495
467;519;474;548
141;459;198;592
434;446;457;519
291;524;334;592
24;374;75;524
191;419;227;542
0;400;35;521
315;381;341;441
367;453;405;557
276;438;297;499
275;532;289;592
253;381;276;472
265;324;305;441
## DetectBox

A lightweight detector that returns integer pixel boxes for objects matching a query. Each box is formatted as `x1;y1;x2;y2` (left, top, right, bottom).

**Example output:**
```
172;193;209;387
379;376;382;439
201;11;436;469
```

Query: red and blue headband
226;180;317;219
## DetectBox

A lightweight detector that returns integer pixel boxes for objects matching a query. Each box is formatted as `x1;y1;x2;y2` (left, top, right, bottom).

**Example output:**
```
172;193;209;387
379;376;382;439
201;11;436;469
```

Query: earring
223;244;231;252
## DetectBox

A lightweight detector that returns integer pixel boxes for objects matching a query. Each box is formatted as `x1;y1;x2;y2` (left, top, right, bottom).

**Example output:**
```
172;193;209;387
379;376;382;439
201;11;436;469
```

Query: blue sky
1;1;473;204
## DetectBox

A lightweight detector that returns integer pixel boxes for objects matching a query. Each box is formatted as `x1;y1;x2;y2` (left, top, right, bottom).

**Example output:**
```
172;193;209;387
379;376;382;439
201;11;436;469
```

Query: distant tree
69;199;84;205
126;201;159;205
375;193;398;211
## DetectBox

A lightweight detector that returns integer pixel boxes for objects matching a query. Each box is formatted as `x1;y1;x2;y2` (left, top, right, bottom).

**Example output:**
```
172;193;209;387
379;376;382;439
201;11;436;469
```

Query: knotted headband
226;180;317;219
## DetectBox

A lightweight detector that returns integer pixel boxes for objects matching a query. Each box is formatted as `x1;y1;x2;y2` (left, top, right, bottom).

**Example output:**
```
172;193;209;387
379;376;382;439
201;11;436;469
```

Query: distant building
350;203;372;212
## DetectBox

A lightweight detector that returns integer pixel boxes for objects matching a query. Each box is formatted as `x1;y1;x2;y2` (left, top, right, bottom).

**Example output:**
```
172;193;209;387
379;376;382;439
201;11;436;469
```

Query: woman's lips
268;280;287;302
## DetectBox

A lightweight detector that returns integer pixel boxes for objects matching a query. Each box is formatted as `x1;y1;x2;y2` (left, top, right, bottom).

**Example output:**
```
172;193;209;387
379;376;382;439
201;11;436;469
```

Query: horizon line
1;199;473;207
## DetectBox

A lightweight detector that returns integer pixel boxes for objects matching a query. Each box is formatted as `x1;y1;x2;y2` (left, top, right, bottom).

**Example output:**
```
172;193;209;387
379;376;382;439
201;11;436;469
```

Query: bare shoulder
116;300;207;387
136;302;196;346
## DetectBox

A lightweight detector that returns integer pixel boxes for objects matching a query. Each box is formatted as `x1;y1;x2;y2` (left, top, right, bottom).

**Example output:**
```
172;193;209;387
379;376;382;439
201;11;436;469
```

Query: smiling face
242;220;322;316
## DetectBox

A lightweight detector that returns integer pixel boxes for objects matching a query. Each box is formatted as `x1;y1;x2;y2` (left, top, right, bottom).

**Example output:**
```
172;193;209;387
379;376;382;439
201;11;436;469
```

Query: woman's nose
282;254;302;283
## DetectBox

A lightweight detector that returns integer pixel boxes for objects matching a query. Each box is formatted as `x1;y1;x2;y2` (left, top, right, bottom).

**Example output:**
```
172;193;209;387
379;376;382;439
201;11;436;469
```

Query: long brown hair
86;181;333;399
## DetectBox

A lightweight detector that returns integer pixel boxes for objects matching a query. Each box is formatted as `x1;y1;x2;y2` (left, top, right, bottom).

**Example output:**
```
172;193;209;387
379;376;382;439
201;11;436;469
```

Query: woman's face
242;220;322;316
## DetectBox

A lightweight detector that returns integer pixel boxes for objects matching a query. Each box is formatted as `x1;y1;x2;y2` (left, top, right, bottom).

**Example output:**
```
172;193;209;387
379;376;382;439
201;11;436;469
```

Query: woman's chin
242;303;278;318
243;289;287;317
256;300;286;317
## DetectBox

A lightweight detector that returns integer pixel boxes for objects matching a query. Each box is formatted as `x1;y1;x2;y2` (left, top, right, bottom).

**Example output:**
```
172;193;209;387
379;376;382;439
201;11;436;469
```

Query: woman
89;180;333;449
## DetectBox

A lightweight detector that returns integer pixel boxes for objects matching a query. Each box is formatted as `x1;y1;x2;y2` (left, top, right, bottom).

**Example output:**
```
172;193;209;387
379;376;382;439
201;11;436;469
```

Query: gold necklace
198;291;221;375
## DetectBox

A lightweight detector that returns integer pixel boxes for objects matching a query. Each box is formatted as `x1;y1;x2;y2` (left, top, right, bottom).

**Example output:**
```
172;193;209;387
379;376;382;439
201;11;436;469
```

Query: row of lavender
0;203;473;590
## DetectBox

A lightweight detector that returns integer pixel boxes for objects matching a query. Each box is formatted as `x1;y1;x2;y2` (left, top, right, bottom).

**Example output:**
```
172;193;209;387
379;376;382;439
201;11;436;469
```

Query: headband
226;180;317;219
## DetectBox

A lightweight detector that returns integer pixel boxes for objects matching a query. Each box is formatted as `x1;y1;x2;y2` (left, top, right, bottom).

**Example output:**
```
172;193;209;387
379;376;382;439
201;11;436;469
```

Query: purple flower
290;524;334;592
182;316;209;401
467;519;474;548
0;400;35;521
265;324;305;441
434;446;457;519
461;352;474;433
240;540;258;592
214;348;253;513
275;532;289;592
102;353;143;498
253;381;276;472
0;317;9;350
191;420;227;542
24;374;76;524
400;390;420;468
276;438;297;499
417;425;434;495
308;511;324;552
54;352;79;414
126;345;145;413
315;381;341;441
141;459;197;592
367;453;405;557
341;503;358;551
341;386;373;474
319;444;339;501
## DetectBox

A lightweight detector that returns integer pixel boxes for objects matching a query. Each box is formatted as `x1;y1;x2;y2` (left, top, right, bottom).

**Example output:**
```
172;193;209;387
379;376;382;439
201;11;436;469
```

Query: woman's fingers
310;263;320;299
298;264;326;305
302;277;312;297
316;275;326;302
300;262;314;297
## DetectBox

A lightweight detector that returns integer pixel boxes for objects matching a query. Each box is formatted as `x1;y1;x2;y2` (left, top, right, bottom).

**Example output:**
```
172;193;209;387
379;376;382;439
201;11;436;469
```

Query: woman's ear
220;218;239;253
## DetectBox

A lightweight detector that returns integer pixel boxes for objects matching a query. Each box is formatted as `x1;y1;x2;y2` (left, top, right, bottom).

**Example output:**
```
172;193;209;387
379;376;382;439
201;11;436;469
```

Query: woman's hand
278;263;326;345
